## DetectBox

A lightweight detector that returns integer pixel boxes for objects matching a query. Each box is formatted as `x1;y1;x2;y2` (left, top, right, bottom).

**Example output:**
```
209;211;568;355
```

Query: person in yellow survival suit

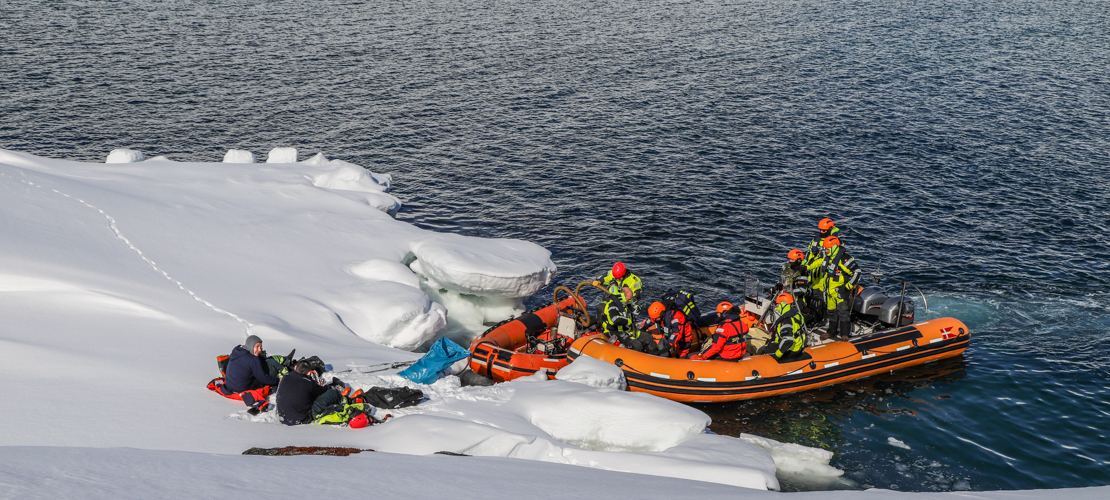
595;262;643;316
822;236;860;341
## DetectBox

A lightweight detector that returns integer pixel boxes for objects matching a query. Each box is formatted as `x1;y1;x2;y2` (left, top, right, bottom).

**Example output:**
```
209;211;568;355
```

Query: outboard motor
878;296;915;327
852;286;889;316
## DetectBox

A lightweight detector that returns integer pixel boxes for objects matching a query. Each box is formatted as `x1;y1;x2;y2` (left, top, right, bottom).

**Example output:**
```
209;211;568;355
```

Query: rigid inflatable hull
568;317;970;403
468;297;580;382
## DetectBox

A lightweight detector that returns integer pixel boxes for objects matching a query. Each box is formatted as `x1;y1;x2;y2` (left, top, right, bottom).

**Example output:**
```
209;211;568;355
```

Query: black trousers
826;296;852;339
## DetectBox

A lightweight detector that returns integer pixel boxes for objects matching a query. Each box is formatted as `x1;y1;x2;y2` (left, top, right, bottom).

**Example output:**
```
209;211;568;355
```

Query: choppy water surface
3;0;1108;492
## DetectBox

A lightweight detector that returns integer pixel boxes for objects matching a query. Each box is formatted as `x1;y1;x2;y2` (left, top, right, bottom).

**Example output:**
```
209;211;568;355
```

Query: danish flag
940;326;956;340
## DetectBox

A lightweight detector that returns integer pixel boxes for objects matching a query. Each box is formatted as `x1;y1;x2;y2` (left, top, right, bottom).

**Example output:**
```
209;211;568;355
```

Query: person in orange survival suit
647;300;697;358
691;302;750;361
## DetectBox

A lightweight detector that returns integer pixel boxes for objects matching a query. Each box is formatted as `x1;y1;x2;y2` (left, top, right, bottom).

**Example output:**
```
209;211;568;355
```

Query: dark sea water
3;0;1108;492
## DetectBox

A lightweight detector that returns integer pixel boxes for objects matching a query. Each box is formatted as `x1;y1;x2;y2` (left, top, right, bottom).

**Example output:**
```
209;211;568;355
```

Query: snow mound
349;373;779;490
223;149;256;163
304;153;400;215
347;259;420;288
323;280;448;350
555;354;627;390
410;233;557;298
105;148;145;163
266;147;298;163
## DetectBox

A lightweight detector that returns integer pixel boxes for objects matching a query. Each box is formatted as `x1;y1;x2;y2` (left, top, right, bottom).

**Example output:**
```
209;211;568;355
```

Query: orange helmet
648;301;666;321
776;292;794;304
822;235;840;248
612;262;627;280
716;301;734;314
788;249;804;262
818;218;835;231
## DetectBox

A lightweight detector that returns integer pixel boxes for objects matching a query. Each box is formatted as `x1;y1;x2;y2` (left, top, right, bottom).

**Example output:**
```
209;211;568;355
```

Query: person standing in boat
822;236;861;341
758;293;806;360
595;262;644;317
601;288;649;352
803;218;840;322
691;302;749;361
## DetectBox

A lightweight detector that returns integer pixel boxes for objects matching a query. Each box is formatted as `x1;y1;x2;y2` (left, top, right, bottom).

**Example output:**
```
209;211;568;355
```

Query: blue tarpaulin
397;337;471;384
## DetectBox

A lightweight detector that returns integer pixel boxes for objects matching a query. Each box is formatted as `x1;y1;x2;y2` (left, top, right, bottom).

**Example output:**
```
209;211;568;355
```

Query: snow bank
0;148;553;350
554;353;628;390
266;146;298;163
222;149;256;163
410;233;556;298
321;370;778;490
105;148;145;163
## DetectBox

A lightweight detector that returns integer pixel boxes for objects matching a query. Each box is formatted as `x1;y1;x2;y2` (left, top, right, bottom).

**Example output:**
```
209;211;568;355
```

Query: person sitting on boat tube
691;302;750;361
758;293;806;361
648;300;697;358
822;235;861;341
601;289;649;352
595;262;644;316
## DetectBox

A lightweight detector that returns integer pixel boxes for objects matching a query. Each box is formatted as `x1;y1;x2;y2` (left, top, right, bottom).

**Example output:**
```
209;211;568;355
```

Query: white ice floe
555;353;628;390
105;148;145;163
889;437;912;450
409;233;557;298
266;146;298;163
222;149;256;163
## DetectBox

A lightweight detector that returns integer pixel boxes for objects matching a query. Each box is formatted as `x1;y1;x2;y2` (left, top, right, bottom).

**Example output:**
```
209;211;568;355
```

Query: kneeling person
276;361;373;428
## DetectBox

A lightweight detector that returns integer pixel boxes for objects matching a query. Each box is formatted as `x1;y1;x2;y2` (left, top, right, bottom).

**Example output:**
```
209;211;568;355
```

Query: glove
691;354;706;361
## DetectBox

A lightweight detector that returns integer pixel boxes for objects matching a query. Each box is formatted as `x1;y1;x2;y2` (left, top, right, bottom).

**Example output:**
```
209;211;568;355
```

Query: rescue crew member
649;299;697;358
641;302;671;356
601;289;648;352
595;262;644;316
781;249;807;287
758;293;806;361
691;302;749;361
803;218;840;322
822;235;861;341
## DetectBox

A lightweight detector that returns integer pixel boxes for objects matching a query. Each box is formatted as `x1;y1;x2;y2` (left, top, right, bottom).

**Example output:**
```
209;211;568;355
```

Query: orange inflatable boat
567;317;969;403
468;296;588;382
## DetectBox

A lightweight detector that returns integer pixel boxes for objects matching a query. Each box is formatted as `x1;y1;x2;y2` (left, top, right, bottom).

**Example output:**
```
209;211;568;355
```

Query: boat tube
568;317;969;403
468;296;586;382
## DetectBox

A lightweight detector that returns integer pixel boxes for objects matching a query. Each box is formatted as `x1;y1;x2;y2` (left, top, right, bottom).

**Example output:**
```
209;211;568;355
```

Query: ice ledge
409;233;557;298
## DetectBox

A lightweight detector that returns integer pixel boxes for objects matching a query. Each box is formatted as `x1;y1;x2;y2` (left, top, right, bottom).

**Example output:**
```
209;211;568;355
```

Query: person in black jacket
276;363;343;425
276;361;375;428
219;333;288;411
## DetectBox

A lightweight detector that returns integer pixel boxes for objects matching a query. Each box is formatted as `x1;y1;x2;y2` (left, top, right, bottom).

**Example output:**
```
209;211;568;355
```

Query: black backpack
358;387;425;409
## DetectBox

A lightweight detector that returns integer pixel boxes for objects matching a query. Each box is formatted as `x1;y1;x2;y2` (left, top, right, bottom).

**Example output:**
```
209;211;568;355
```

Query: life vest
662;309;696;358
601;297;633;334
661;289;700;320
702;316;749;360
769;303;806;358
824;246;861;307
804;227;840;290
602;271;643;304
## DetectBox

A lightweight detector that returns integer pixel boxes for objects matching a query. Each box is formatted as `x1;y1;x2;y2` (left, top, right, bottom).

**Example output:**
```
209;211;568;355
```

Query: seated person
757;293;807;361
218;335;288;412
276;360;374;428
692;302;749;361
647;300;697;358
